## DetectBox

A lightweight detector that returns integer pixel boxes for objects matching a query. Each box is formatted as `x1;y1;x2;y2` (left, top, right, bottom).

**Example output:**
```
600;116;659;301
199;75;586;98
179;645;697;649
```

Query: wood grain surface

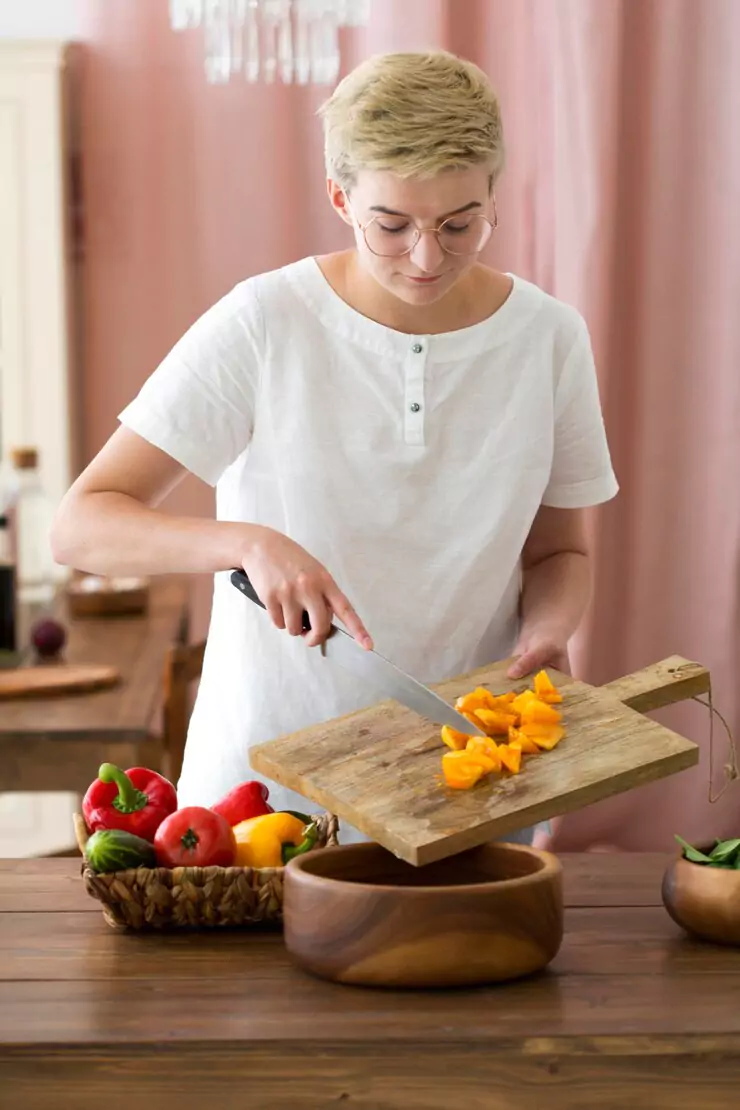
251;657;706;865
1;854;740;1110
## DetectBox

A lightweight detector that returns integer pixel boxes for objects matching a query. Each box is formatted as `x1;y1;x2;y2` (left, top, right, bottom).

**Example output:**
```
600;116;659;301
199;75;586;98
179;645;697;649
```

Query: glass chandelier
169;0;372;86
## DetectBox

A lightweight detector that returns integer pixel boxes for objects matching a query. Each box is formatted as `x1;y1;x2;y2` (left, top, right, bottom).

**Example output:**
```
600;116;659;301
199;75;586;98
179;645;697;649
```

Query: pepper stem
282;822;319;864
98;763;148;815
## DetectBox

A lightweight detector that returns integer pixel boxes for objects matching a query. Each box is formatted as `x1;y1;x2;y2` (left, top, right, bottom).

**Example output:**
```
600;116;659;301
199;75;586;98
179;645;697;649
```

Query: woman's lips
405;274;444;284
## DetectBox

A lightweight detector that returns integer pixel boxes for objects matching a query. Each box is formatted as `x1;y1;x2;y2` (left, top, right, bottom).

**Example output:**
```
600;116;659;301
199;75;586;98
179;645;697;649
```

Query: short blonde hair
319;51;504;188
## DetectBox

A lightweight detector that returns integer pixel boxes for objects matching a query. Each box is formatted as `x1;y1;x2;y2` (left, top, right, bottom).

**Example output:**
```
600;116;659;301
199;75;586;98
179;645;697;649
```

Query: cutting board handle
600;656;710;713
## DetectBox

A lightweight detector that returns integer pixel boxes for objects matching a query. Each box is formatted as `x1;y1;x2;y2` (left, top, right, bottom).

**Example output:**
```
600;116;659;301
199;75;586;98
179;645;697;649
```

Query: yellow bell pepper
455;687;496;713
519;699;562;726
520;724;566;750
497;744;522;774
441;724;470;751
533;669;563;704
442;750;485;789
474;707;519;735
465;736;503;773
507;726;541;754
232;812;317;868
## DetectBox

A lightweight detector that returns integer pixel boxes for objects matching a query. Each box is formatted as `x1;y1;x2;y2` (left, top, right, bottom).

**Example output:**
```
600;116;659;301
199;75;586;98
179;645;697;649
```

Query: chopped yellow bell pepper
455;687;496;714
442;750;485;789
465;736;502;773
519;699;562;726
533;669;563;704
441;725;469;751
510;689;538;715
438;670;566;787
498;744;522;774
522;724;566;750
474;708;519;736
508;726;541;754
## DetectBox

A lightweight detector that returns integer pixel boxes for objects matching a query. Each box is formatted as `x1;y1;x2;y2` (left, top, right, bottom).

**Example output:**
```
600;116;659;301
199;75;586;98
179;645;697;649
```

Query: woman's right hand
241;527;373;651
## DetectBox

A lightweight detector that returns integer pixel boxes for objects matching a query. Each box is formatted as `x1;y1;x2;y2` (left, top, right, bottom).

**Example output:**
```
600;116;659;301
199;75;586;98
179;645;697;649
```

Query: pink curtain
78;0;740;850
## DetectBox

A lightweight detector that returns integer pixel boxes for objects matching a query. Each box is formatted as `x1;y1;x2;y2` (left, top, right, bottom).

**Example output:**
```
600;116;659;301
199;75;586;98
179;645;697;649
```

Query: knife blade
229;569;486;737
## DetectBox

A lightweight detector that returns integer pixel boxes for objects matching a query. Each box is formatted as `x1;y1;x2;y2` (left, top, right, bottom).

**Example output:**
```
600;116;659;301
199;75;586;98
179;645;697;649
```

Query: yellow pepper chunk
442;750;485;789
455;687;497;714
519;699;562;726
508;726;541;754
465;736;502;773
533;670;563;704
497;744;522;774
474;708;519;736
441;725;469;751
522;724;566;751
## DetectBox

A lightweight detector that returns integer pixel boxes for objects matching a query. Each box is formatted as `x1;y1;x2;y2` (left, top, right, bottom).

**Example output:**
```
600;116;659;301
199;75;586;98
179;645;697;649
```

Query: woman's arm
52;427;246;576
51;427;372;649
507;505;590;679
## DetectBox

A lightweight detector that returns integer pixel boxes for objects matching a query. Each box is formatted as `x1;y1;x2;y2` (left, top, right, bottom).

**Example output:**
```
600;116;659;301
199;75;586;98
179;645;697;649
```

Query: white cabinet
0;42;77;855
0;40;75;531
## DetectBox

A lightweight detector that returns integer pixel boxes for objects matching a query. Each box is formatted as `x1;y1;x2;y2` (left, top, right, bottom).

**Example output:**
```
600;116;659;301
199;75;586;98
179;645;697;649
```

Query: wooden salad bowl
662;853;740;946
283;840;563;988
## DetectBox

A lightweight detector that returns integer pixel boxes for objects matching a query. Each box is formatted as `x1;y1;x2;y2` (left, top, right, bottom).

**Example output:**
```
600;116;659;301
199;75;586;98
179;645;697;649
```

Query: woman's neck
317;251;514;336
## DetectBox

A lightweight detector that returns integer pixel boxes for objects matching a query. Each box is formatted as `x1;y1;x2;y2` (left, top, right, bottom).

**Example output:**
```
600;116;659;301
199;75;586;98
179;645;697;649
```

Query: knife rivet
410;402;421;413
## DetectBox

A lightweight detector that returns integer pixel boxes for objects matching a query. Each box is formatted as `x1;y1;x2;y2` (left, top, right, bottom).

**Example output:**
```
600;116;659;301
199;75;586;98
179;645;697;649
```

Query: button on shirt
119;257;618;828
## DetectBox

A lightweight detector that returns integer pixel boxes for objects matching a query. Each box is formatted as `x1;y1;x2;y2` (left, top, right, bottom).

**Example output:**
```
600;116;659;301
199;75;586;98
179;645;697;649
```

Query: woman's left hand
507;625;571;680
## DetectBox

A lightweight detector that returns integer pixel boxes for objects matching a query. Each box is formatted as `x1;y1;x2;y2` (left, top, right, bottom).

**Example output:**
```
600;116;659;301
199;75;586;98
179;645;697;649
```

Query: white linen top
119;257;618;837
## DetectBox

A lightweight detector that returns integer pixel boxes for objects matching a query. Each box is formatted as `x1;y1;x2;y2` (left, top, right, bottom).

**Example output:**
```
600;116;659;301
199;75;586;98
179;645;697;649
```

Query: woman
52;51;618;845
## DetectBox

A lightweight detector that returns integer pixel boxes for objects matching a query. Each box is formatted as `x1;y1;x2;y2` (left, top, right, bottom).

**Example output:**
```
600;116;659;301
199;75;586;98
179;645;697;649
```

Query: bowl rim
286;839;562;896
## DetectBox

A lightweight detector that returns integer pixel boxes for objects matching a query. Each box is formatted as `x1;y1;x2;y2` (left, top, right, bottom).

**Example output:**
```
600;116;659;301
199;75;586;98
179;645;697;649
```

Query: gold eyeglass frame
351;196;499;258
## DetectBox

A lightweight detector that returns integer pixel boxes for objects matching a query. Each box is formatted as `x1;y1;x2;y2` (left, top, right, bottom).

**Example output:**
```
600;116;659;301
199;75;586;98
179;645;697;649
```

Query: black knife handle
230;569;312;633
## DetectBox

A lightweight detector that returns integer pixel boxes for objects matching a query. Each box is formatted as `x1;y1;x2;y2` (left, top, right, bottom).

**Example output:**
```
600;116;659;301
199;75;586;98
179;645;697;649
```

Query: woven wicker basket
74;811;339;930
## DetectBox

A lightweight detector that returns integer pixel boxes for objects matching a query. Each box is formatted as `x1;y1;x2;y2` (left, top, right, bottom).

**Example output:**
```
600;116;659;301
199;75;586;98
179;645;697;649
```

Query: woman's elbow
50;491;88;567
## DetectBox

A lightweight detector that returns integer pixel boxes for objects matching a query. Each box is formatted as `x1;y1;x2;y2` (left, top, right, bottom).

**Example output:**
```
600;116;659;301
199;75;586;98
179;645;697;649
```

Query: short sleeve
542;318;619;509
118;281;262;487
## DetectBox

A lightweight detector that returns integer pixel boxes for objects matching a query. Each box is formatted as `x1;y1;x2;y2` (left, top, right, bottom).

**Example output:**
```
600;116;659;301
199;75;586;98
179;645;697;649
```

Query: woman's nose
409;230;445;272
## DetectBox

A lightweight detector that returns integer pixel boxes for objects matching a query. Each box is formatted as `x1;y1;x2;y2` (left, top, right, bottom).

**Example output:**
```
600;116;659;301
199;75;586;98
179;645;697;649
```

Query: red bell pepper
210;779;274;826
82;763;177;842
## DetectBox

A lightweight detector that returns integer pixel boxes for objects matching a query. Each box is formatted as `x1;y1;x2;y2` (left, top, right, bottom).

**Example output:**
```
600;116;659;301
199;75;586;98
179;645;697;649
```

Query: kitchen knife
230;569;486;737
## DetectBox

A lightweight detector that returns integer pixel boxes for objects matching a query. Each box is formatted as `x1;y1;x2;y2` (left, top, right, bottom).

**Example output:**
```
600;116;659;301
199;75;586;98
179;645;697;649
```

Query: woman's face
329;165;496;305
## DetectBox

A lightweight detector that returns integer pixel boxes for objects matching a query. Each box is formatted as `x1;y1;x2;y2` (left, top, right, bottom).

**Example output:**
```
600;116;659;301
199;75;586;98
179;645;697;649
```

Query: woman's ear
327;178;353;226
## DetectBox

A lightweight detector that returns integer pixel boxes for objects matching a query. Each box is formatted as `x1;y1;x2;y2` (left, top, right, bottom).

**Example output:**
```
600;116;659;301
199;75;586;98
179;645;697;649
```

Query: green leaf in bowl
709;838;740;865
674;835;714;864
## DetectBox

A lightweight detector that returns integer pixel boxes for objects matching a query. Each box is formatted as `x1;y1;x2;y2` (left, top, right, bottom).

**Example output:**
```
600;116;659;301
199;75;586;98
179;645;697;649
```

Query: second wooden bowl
662;852;740;946
283;840;563;988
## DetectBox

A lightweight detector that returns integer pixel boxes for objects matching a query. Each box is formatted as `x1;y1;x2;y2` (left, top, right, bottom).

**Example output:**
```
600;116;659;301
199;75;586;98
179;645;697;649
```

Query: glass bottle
0;514;16;661
11;448;55;604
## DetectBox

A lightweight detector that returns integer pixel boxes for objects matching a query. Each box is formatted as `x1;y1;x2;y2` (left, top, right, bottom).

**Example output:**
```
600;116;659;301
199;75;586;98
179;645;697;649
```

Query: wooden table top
1;576;189;745
1;851;739;1109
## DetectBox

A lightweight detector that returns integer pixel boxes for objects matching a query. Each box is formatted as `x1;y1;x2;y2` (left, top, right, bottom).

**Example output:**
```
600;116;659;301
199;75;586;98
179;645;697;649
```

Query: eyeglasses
352;200;498;258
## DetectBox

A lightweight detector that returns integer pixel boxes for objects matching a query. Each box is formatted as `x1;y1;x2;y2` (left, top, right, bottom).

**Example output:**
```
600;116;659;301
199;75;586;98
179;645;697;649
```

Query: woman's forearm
51;490;258;577
518;550;591;642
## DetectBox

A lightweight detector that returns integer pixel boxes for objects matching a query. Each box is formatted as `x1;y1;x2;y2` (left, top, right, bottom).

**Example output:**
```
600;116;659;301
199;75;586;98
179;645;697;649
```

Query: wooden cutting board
250;655;708;866
0;663;121;700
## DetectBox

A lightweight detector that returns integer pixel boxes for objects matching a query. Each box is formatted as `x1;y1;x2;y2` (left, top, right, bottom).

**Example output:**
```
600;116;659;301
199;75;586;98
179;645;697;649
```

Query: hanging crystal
169;0;371;86
245;0;261;82
169;0;204;31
